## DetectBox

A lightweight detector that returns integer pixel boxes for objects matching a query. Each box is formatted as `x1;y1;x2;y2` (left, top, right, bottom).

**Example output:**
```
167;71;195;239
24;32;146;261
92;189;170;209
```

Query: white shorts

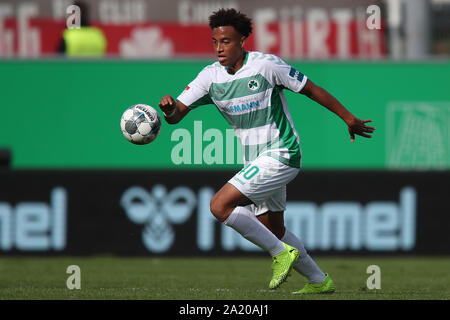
228;155;300;216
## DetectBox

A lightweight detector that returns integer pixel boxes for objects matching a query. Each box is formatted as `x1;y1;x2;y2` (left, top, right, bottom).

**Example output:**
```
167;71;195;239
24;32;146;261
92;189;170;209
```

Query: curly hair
208;8;253;38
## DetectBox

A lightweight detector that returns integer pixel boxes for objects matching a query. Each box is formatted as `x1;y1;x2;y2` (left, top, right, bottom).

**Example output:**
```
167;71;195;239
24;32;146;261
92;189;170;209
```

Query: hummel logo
121;185;196;253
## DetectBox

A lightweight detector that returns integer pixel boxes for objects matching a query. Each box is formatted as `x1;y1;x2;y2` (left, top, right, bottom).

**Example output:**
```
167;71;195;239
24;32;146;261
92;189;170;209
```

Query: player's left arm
300;79;376;142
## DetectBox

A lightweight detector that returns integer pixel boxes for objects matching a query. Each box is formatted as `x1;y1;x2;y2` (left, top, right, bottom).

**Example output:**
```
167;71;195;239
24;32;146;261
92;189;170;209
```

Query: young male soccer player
158;9;375;293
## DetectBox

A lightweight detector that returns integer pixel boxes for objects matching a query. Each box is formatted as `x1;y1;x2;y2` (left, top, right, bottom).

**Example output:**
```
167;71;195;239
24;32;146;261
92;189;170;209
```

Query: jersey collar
225;51;249;75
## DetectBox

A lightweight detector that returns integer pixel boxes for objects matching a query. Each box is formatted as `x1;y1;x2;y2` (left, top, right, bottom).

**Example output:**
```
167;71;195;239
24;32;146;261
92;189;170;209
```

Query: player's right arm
159;66;213;125
158;95;191;124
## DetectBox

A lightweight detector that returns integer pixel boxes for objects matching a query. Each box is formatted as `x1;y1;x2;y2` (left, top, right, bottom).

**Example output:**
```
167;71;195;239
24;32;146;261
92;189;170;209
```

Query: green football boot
292;273;335;294
269;243;300;290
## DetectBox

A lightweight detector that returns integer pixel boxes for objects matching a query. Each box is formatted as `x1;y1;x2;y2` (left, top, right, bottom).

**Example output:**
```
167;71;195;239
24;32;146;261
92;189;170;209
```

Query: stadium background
0;0;449;301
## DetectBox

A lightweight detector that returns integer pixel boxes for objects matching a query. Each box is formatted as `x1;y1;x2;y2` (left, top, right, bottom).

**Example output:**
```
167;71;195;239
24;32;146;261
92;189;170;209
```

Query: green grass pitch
0;256;449;300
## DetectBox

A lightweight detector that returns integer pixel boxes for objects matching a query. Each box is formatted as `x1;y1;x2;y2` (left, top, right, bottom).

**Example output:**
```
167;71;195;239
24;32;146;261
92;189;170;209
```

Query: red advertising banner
0;19;386;58
0;0;386;58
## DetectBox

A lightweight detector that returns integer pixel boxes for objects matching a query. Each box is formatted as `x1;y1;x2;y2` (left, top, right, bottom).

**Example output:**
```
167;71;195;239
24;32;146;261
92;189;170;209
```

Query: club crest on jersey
247;79;260;91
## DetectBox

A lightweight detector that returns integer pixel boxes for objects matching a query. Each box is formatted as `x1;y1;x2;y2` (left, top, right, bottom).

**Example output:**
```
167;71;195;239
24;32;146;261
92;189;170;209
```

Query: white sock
224;206;285;256
281;228;326;284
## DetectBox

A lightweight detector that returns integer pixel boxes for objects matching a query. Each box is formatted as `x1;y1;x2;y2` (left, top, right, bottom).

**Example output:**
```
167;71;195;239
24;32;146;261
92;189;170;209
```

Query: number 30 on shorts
239;165;260;180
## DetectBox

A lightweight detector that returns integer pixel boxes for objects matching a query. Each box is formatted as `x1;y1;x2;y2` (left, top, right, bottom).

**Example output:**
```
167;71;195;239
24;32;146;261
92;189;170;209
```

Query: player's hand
158;95;176;115
347;117;376;142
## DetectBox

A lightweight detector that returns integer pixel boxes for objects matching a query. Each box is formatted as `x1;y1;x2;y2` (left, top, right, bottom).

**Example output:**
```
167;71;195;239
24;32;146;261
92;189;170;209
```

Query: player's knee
210;196;228;222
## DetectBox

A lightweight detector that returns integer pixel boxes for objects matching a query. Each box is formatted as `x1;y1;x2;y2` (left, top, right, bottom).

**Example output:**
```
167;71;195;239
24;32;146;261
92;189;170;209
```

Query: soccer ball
120;104;161;145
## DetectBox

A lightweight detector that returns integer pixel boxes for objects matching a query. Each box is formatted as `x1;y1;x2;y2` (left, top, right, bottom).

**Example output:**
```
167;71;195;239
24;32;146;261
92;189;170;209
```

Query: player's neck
226;51;247;75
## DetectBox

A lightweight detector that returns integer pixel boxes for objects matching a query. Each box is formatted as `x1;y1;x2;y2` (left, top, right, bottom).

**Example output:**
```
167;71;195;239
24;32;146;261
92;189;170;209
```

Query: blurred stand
57;1;107;58
0;149;11;169
0;0;447;60
387;0;403;59
387;0;432;59
405;0;431;59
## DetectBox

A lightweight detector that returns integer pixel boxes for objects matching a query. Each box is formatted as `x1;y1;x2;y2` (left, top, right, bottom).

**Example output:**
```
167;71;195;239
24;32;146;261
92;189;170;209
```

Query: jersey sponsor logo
289;67;304;82
247;79;260;91
228;100;260;113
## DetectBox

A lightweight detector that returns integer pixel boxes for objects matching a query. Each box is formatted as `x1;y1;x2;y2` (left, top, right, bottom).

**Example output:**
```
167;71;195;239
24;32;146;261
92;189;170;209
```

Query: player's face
212;26;245;67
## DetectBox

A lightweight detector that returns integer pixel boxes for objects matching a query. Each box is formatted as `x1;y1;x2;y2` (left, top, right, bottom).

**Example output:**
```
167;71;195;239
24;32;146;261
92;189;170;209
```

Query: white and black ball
120;104;161;145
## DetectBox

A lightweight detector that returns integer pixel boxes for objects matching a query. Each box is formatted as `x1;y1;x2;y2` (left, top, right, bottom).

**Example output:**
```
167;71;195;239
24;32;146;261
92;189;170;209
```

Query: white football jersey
177;51;308;168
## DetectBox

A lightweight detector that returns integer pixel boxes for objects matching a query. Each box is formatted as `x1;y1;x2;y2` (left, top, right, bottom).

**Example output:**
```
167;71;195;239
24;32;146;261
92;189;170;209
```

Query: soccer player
158;9;375;293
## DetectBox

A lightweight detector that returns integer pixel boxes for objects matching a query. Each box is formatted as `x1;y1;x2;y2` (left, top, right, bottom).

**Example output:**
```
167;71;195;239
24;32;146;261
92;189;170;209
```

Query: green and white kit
177;51;307;215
